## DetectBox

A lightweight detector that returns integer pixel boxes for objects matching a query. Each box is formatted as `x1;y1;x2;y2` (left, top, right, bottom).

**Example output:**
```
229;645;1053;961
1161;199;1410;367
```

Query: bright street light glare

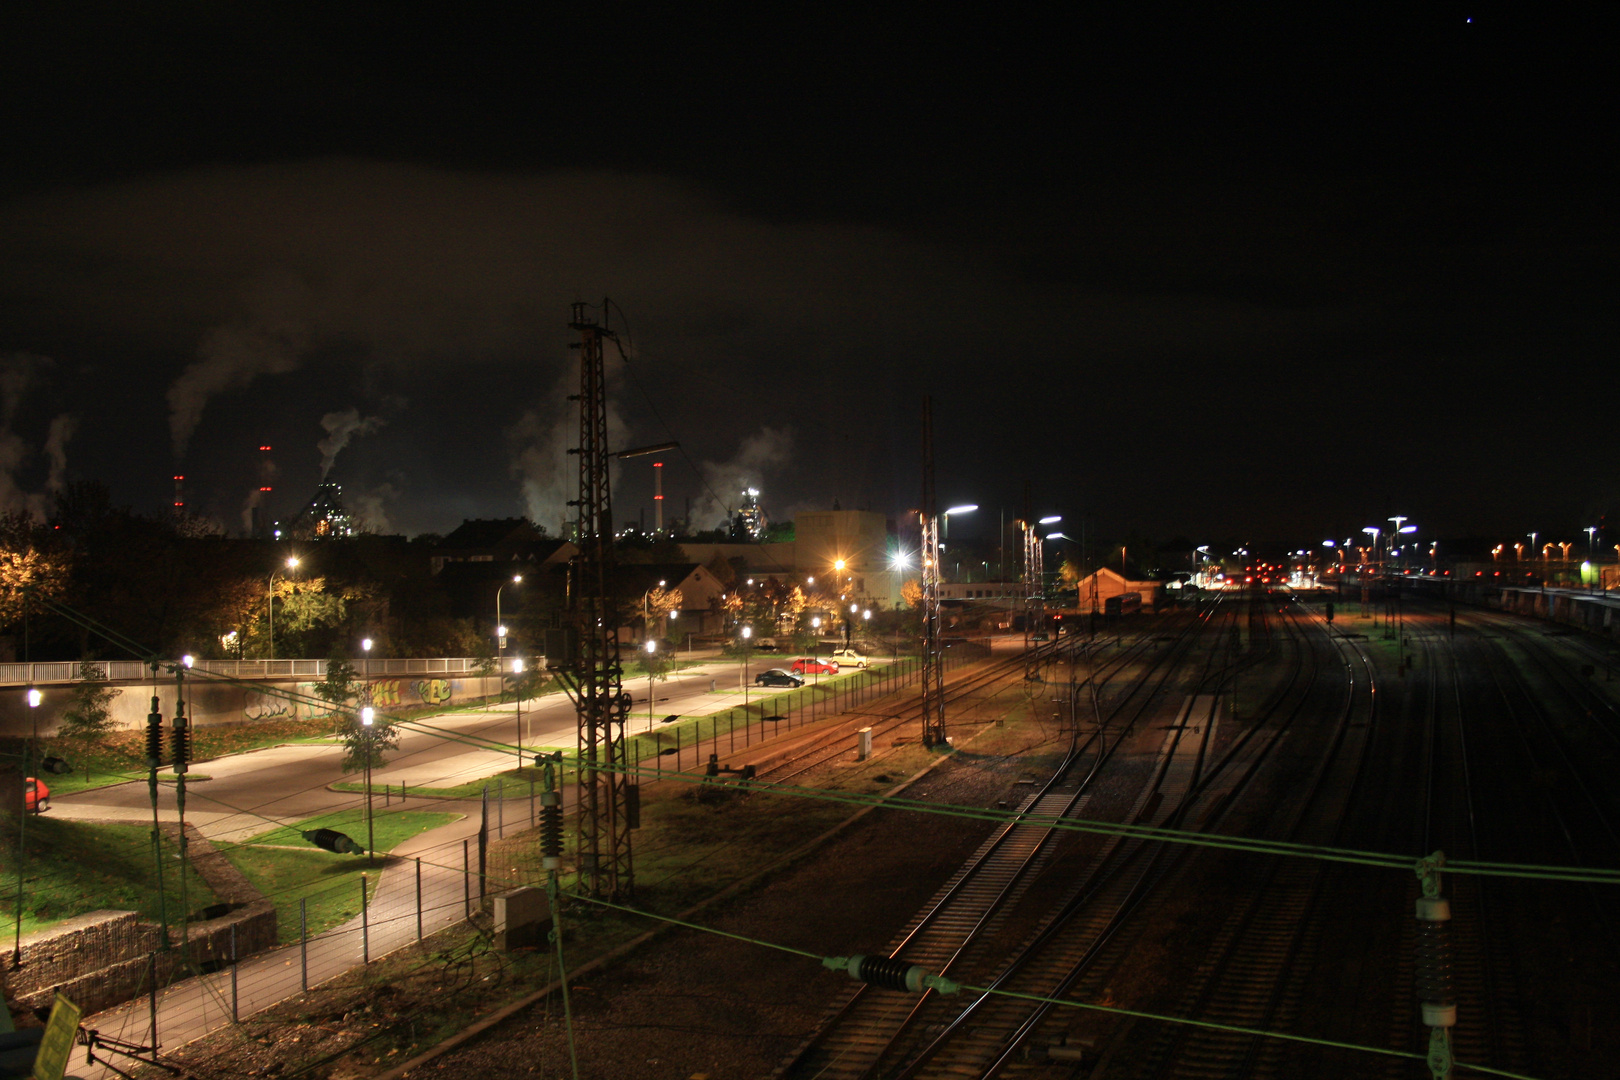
513;658;524;672
1039;515;1062;524
1399;525;1417;533
27;688;41;708
361;706;374;726
645;639;656;653
286;556;300;569
944;504;978;516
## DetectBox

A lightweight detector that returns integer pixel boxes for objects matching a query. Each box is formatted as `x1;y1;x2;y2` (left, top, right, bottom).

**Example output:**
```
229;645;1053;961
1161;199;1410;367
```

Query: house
1071;566;1163;612
430;519;573;575
618;562;729;640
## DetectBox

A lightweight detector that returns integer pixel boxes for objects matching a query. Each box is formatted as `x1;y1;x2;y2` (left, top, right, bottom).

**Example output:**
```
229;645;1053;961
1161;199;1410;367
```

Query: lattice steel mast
1022;483;1044;680
558;301;634;900
919;397;946;747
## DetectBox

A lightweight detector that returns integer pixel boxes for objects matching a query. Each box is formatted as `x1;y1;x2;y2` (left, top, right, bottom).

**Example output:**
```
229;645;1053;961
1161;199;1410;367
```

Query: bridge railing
0;657;500;687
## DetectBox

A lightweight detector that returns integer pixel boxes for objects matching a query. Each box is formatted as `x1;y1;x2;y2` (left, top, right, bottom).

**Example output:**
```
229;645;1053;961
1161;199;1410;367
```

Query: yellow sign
32;993;80;1080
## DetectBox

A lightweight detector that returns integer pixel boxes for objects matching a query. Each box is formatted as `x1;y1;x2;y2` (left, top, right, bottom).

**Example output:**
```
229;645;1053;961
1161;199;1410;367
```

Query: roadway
53;651;881;1078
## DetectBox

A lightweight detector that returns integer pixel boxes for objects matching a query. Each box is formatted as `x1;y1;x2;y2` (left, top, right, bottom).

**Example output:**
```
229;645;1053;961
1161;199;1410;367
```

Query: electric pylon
1022;485;1045;680
556;301;634;900
919;397;946;747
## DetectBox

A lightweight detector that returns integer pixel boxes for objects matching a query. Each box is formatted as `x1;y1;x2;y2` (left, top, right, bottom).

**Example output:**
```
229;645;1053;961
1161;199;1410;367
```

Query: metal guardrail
0;657;502;687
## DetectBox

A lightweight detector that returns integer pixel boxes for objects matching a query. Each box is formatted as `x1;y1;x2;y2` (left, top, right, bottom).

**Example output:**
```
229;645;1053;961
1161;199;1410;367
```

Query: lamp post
810;617;822;685
942;504;978;544
644;639;657;732
740;625;752;705
512;657;526;754
360;705;376;865
267;555;300;661
494;574;522;709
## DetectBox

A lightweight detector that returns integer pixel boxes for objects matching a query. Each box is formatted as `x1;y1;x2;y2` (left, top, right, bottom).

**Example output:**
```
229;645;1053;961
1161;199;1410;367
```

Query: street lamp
644;639;657;732
942;504;978;544
1361;527;1381;566
512;657;526;753
360;705;376;864
267;555;300;661
740;625;753;705
495;574;522;707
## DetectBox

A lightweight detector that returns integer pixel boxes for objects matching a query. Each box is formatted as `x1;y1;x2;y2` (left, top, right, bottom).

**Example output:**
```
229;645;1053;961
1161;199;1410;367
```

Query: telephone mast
554;301;635;900
919;397;946;747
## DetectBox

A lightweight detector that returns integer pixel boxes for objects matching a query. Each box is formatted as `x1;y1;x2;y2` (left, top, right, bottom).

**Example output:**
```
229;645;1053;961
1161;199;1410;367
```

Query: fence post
230;922;239;1023
300;898;308;992
463;839;471;918
361;873;370;964
530;778;536;827
498;779;505;839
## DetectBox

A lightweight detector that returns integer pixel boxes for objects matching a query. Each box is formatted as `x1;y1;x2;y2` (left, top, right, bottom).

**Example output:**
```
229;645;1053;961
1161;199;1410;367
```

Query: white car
828;647;869;670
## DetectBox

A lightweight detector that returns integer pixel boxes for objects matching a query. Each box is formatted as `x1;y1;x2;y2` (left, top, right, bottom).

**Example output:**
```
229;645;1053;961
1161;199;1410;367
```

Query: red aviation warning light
172;475;185;509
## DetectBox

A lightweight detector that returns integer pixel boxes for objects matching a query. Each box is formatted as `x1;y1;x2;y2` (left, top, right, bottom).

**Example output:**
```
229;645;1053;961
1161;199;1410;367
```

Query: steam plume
692;426;794;529
167;270;314;458
318;407;387;479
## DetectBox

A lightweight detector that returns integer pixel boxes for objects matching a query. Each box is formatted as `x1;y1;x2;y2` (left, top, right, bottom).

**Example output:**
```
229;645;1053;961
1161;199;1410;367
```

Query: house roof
437;518;548;551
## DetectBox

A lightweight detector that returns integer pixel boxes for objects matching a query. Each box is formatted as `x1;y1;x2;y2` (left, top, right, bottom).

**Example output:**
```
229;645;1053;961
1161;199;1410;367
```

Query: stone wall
2;823;276;1017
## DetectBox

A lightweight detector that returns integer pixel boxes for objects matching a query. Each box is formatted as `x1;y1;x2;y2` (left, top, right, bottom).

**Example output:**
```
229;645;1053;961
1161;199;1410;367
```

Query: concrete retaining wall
2;823;277;1017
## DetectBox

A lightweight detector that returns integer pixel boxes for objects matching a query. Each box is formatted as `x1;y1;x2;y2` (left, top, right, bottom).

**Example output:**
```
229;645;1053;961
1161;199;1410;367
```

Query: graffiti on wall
245;685;314;722
414;678;453;705
364;678;456;708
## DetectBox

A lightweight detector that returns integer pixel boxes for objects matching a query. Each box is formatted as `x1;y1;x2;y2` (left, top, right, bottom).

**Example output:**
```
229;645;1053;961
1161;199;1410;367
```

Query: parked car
792;657;839;675
828;647;869;670
24;777;49;814
753;640;780;652
755;668;805;688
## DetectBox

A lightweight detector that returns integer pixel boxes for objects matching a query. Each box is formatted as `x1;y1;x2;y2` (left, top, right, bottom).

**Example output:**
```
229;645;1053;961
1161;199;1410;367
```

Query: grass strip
224;808;457;943
0;816;218;936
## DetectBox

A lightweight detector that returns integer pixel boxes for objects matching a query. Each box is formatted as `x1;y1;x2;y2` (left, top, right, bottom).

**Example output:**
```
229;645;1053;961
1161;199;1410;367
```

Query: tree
314;656;361;729
339;709;399;775
0;510;70;626
58;661;121;779
316;656;400;773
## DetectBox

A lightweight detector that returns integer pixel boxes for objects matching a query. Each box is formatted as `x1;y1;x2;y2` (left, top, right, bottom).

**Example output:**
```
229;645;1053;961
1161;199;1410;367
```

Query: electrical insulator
171;704;191;772
1414;895;1456;1028
540;790;564;868
146;697;165;766
823;955;959;995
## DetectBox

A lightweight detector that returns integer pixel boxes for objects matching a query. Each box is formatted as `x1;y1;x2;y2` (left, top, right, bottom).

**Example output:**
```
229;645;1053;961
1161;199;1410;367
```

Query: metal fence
0;656;494;687
65;646;996;1077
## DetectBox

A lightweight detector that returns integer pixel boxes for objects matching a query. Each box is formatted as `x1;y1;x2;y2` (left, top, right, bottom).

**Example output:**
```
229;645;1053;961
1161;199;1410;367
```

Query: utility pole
552;301;635;900
920;397;946;748
1022;482;1043;682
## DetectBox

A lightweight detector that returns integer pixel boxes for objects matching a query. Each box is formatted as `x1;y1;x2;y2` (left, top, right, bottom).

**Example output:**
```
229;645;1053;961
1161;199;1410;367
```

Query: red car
791;657;839;675
25;777;49;814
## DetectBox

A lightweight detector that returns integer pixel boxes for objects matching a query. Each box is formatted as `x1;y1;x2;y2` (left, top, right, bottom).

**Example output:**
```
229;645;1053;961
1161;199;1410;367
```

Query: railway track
772;593;1373;1080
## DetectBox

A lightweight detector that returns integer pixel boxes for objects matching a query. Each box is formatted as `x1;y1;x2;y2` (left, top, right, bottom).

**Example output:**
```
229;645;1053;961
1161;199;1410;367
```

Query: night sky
0;7;1613;551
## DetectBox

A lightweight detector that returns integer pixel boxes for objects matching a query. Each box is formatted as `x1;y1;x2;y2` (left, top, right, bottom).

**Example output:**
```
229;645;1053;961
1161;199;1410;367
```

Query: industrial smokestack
172;474;185;510
654;460;664;532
